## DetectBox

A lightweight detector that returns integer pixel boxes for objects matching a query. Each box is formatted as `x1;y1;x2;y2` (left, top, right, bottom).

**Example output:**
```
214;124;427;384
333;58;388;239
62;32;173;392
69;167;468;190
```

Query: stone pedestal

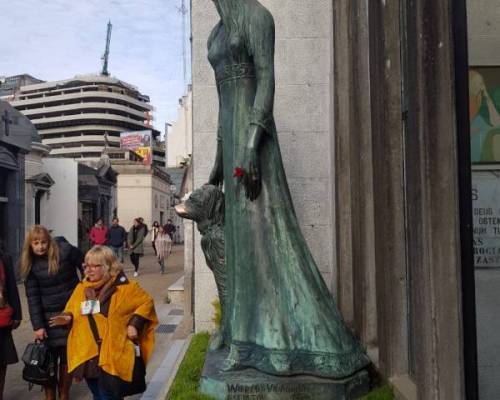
200;347;370;400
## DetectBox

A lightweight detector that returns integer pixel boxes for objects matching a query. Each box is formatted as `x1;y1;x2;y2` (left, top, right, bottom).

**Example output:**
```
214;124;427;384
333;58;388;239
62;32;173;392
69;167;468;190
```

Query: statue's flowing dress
208;4;369;378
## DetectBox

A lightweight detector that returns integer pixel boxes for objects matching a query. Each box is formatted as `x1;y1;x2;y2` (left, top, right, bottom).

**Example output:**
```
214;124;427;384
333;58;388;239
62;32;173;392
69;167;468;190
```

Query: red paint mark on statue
233;167;245;179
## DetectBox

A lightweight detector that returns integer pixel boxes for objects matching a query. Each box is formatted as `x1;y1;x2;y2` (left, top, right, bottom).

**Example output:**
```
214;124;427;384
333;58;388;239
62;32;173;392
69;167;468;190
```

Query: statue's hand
243;144;261;201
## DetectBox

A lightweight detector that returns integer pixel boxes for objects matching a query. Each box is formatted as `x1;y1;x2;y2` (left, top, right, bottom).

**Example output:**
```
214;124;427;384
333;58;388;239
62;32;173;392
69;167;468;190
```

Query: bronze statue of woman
208;0;370;378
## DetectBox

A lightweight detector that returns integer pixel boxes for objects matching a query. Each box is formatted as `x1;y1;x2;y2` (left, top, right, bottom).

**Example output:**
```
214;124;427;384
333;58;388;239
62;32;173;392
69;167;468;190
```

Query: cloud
0;0;191;130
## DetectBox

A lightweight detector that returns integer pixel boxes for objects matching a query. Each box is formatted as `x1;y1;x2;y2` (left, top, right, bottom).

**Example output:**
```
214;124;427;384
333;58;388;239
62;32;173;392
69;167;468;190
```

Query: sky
0;0;191;133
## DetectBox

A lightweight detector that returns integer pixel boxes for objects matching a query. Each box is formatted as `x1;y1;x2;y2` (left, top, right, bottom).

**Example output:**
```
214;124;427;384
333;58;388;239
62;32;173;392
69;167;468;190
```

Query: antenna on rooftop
177;0;188;89
101;21;112;76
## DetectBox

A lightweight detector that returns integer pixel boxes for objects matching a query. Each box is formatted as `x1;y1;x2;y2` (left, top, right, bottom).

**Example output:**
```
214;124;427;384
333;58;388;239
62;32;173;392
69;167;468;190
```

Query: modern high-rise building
0;74;43;98
7;74;164;165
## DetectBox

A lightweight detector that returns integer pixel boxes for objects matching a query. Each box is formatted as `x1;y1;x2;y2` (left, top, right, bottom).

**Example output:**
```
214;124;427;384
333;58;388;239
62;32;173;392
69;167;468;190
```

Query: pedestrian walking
163;219;176;244
154;226;172;274
49;245;158;400
127;218;146;277
21;225;84;400
89;218;108;246
150;221;160;256
137;218;149;237
107;218;127;263
0;239;22;400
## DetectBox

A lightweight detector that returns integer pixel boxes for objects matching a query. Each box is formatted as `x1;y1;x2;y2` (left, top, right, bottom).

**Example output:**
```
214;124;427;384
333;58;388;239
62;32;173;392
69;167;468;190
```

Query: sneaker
133;271;138;277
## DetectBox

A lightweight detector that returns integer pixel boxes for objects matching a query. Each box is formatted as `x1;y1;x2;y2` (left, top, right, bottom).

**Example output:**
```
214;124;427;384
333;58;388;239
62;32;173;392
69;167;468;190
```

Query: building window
34;190;44;225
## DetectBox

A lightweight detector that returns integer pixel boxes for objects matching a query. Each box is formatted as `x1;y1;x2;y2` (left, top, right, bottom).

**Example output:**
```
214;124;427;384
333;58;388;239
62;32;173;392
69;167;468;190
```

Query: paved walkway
3;244;187;400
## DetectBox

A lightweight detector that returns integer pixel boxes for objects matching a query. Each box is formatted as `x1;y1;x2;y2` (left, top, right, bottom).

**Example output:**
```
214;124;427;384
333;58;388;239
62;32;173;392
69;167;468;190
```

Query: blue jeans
86;378;122;400
108;245;124;263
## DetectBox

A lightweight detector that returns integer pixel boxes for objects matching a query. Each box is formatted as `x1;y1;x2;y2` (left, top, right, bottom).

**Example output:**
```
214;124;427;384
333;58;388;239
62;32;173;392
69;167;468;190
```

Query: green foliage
164;293;171;304
167;332;214;400
211;298;221;328
360;384;394;400
172;393;215;400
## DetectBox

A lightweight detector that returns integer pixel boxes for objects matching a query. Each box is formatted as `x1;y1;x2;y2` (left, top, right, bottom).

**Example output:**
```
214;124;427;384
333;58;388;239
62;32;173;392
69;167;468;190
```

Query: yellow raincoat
64;275;158;382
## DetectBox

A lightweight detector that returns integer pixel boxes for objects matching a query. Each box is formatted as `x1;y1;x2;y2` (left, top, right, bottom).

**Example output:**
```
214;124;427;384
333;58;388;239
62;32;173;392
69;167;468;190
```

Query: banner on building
120;130;152;166
470;67;500;163
472;170;500;267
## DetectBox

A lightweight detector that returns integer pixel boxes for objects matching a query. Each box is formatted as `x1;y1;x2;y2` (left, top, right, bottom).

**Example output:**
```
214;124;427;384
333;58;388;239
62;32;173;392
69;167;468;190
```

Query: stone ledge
168;276;185;305
390;375;417;400
200;346;370;400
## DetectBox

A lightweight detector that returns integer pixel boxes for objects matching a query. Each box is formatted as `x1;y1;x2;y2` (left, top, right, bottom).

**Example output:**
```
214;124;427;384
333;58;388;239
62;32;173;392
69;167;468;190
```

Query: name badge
135;344;141;357
80;300;100;315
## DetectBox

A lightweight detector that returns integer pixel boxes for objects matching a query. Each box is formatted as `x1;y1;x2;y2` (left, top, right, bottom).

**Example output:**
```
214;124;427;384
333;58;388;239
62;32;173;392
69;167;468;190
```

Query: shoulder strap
87;314;102;349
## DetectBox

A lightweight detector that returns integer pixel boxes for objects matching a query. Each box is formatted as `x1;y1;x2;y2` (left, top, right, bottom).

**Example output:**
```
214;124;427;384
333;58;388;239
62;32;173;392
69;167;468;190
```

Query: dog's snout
175;203;188;217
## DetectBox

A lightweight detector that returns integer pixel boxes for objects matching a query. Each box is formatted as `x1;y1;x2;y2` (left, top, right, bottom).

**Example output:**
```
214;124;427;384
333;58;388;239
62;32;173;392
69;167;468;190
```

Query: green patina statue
207;0;370;378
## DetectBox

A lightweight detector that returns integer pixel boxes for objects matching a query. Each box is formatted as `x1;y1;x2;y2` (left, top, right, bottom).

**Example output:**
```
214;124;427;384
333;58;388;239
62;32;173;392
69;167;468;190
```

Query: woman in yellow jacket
49;245;158;400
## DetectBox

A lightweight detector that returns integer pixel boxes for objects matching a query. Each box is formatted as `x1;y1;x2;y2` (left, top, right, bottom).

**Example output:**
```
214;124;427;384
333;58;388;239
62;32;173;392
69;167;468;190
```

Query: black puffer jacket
24;241;83;347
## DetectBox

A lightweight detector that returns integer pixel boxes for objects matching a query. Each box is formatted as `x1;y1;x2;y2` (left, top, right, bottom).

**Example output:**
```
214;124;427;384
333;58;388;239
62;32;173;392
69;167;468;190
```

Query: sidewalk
3;244;188;400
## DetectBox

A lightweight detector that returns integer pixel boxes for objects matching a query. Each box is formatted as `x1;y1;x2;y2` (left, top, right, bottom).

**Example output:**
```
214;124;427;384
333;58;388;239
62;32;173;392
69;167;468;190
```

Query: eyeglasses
83;264;103;270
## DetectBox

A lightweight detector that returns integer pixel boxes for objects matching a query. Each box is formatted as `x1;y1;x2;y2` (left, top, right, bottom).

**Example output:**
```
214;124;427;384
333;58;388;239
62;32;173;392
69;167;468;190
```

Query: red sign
120;130;152;165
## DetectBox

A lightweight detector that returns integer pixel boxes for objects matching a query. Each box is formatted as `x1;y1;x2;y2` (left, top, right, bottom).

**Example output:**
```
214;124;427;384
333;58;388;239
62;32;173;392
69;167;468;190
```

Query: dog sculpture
175;185;226;348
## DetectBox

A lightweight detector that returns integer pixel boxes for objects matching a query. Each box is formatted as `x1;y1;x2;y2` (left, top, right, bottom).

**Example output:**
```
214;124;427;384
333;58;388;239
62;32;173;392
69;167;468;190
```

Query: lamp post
165;122;172;167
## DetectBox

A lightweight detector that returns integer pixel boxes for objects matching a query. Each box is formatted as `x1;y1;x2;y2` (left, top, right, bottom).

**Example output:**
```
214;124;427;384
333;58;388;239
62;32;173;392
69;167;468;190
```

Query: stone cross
1;109;13;137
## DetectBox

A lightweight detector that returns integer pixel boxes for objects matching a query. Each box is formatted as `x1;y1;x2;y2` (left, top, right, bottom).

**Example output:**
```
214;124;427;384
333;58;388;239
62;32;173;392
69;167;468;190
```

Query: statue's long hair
215;0;248;54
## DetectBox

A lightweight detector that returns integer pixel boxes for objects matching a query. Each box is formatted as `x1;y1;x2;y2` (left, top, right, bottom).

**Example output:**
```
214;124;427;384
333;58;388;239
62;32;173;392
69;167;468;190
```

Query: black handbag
82;356;101;380
88;314;147;397
21;340;56;388
99;355;146;397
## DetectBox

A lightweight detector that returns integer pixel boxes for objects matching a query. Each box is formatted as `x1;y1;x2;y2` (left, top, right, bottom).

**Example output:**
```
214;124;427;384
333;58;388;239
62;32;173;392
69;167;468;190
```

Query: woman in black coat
0;241;22;400
21;226;83;400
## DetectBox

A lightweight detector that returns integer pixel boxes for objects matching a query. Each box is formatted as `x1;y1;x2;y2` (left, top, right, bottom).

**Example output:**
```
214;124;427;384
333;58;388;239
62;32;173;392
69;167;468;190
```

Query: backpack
22;341;56;388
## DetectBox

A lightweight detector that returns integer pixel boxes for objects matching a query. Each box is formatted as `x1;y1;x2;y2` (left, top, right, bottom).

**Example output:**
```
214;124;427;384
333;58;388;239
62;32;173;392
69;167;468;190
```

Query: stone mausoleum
189;1;480;399
0;100;34;263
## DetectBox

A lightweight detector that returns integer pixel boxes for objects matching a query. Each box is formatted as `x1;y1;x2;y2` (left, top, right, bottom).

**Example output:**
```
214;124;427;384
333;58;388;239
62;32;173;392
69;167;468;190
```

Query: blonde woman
154;226;172;274
21;225;83;400
49;245;158;400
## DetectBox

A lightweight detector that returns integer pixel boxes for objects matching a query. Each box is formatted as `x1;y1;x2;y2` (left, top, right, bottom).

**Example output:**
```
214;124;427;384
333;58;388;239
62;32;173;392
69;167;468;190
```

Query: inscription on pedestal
227;383;323;400
200;347;370;400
